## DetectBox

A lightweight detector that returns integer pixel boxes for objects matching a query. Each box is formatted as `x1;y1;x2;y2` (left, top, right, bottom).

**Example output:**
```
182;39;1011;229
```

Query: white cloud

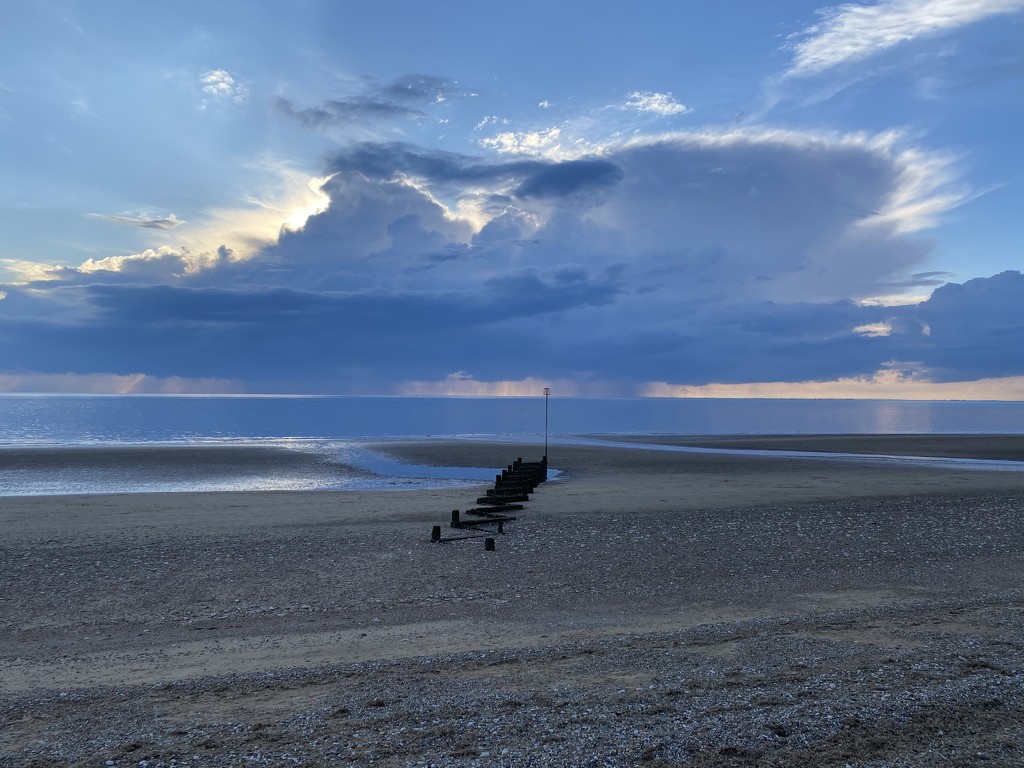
160;161;331;266
853;321;893;336
76;245;215;278
859;139;964;235
87;211;187;229
622;91;689;115
787;0;1024;78
474;115;509;131
7;162;332;283
200;69;249;104
857;293;929;306
480;127;562;155
0;259;66;284
538;100;551;108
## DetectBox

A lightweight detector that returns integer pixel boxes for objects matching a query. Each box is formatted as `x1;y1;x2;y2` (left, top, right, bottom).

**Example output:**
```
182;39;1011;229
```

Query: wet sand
2;437;1023;765
593;433;1024;462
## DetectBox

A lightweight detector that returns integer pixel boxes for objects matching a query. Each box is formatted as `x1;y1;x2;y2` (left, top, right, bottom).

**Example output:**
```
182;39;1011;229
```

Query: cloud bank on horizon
1;0;1023;398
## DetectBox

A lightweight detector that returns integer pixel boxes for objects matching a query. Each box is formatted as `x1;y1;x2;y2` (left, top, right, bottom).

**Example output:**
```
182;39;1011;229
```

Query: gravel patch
2;477;1023;765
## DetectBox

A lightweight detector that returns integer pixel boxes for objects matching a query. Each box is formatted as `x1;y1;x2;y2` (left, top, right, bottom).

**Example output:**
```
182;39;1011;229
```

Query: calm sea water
2;395;1023;496
4;394;1024;443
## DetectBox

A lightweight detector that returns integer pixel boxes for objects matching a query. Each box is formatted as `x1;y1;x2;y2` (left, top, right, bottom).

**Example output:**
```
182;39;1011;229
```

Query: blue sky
2;0;1023;397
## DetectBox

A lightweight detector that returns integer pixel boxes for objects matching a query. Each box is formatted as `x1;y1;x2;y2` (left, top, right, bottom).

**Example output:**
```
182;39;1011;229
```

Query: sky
1;0;1023;398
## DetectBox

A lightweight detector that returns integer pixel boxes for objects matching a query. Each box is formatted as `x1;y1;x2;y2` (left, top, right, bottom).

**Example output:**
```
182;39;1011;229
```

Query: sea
2;394;1024;497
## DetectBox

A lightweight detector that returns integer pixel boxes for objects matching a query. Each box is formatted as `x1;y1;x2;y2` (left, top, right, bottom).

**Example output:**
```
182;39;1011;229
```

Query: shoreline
2;437;1023;765
586;432;1024;462
4;433;1024;499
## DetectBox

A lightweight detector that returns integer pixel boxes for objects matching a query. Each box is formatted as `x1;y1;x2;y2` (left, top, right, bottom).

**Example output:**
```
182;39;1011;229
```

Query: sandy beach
2;436;1023;766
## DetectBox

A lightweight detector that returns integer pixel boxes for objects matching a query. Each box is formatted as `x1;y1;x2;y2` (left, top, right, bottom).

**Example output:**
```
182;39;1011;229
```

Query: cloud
6;161;332;286
480;127;563;156
636;270;1024;389
0;371;242;395
2;128;1006;396
512;159;624;200
643;369;1024;401
275;96;428;128
622;91;689;115
87;211;187;230
314;128;956;304
0;269;621;389
786;0;1024;78
853;321;893;337
174;162;332;259
73;246;228;281
277;74;469;131
474;115;509;131
398;373;613;397
200;69;248;103
911;270;1024;380
377;74;470;104
587;129;962;302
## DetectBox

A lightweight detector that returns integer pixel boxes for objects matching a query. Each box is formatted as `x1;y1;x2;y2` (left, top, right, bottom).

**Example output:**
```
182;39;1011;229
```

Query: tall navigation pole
543;387;551;473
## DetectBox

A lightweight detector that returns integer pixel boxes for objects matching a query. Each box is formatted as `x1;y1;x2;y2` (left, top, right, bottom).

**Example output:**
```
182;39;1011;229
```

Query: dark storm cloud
328;143;624;202
513;160;624;199
0;267;622;384
675;271;1024;385
501;272;1024;386
4;270;1024;389
910;270;1024;380
82;264;621;329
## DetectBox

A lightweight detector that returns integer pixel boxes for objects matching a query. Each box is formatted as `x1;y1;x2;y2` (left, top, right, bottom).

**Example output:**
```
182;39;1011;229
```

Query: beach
2;437;1023;766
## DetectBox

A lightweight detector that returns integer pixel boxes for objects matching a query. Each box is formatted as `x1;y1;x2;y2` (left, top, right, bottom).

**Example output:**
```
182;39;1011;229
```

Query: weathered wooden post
497;520;504;534
484;538;495;551
431;525;441;542
451;509;460;526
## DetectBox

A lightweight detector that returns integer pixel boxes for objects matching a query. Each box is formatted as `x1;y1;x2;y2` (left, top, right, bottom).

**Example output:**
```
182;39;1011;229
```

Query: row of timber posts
479;455;548;505
430;455;548;549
